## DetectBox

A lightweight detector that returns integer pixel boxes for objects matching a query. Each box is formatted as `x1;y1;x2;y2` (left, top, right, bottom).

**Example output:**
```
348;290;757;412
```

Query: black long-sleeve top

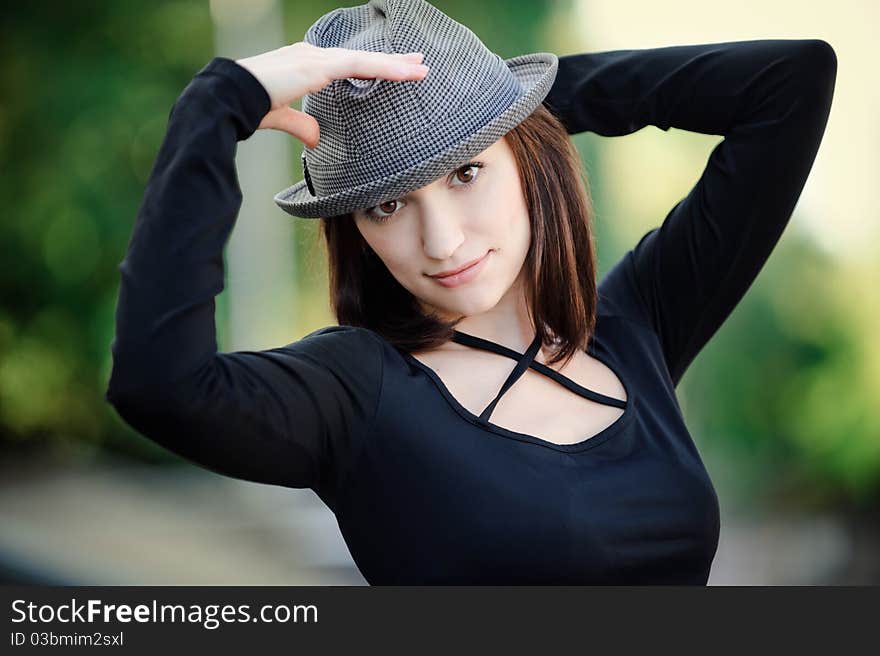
105;39;837;585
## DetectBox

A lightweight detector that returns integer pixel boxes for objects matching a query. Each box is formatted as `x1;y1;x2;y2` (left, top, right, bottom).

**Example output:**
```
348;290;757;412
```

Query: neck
447;279;538;353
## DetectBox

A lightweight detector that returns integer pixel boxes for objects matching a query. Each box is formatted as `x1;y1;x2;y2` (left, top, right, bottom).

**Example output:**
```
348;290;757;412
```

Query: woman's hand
235;42;428;148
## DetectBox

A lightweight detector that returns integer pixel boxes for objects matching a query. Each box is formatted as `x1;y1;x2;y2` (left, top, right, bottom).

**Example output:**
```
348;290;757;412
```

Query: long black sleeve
105;58;384;499
544;39;837;386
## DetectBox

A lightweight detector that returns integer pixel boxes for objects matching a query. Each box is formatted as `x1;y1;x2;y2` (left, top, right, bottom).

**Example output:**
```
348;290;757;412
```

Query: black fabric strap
467;332;542;422
451;330;627;411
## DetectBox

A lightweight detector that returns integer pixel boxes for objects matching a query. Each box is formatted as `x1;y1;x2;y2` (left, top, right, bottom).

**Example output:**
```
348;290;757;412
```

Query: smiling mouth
427;250;492;288
429;251;491;278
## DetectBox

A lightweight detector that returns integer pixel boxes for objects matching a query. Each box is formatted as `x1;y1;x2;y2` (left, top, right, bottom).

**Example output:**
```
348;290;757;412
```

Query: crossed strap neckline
450;329;627;425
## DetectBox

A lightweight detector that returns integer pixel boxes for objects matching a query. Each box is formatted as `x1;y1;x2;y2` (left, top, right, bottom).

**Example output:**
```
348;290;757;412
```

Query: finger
371;60;430;80
260;106;320;147
380;51;424;62
331;48;429;81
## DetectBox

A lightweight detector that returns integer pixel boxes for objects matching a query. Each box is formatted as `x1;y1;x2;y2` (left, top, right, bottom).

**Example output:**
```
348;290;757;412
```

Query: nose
420;205;465;261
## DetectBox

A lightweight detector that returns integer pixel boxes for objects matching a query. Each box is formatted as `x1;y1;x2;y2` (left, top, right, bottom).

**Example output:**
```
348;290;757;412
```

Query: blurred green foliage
677;235;880;511
0;2;216;462
0;1;876;512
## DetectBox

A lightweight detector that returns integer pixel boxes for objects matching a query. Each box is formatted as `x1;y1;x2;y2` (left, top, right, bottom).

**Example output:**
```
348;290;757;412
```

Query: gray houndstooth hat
273;0;558;219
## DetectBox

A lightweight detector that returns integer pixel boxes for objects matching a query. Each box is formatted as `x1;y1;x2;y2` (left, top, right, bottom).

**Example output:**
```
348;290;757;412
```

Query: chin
427;286;502;319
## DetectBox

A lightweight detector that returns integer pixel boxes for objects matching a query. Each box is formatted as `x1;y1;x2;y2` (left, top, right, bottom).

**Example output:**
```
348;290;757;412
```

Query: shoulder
281;325;390;373
294;324;384;353
301;324;376;341
596;243;655;328
301;324;398;348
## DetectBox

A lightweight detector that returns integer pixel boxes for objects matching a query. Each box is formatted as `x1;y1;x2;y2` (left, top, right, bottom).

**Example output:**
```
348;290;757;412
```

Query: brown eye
451;161;484;187
364;199;402;222
456;166;476;184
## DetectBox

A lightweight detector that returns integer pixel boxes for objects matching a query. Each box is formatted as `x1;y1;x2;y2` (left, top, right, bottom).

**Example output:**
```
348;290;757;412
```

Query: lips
429;251;490;278
427;250;492;288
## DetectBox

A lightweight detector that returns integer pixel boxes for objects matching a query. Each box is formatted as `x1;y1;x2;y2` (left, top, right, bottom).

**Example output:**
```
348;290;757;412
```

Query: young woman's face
353;136;531;321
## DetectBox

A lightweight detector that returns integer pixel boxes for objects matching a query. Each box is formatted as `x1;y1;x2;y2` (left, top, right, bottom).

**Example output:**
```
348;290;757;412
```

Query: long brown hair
317;103;597;369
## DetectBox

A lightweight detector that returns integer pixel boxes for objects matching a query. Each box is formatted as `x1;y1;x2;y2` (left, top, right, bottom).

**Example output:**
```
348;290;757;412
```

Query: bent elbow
791;39;837;102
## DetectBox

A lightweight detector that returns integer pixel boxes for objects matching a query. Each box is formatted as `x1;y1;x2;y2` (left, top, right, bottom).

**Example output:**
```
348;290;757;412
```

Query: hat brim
273;51;559;219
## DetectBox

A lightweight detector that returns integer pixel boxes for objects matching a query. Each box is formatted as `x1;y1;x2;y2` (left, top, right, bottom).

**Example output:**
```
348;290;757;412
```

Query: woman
105;0;837;584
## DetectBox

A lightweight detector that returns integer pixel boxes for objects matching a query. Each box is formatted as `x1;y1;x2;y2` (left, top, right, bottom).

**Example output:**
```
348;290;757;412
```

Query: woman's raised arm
544;39;837;386
105;48;426;505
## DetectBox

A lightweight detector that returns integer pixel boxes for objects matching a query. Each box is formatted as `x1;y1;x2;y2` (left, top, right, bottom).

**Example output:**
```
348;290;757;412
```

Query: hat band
302;152;317;197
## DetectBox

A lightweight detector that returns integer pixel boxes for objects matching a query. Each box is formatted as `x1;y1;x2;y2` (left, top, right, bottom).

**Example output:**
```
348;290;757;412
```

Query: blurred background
0;0;876;585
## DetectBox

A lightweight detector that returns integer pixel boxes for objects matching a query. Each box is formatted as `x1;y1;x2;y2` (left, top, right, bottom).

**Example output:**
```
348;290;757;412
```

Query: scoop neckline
401;335;635;453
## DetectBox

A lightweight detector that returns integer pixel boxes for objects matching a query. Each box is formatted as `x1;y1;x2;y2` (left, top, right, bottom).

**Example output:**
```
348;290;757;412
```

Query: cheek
372;235;420;279
493;187;531;251
383;253;415;277
360;226;399;265
473;180;522;238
